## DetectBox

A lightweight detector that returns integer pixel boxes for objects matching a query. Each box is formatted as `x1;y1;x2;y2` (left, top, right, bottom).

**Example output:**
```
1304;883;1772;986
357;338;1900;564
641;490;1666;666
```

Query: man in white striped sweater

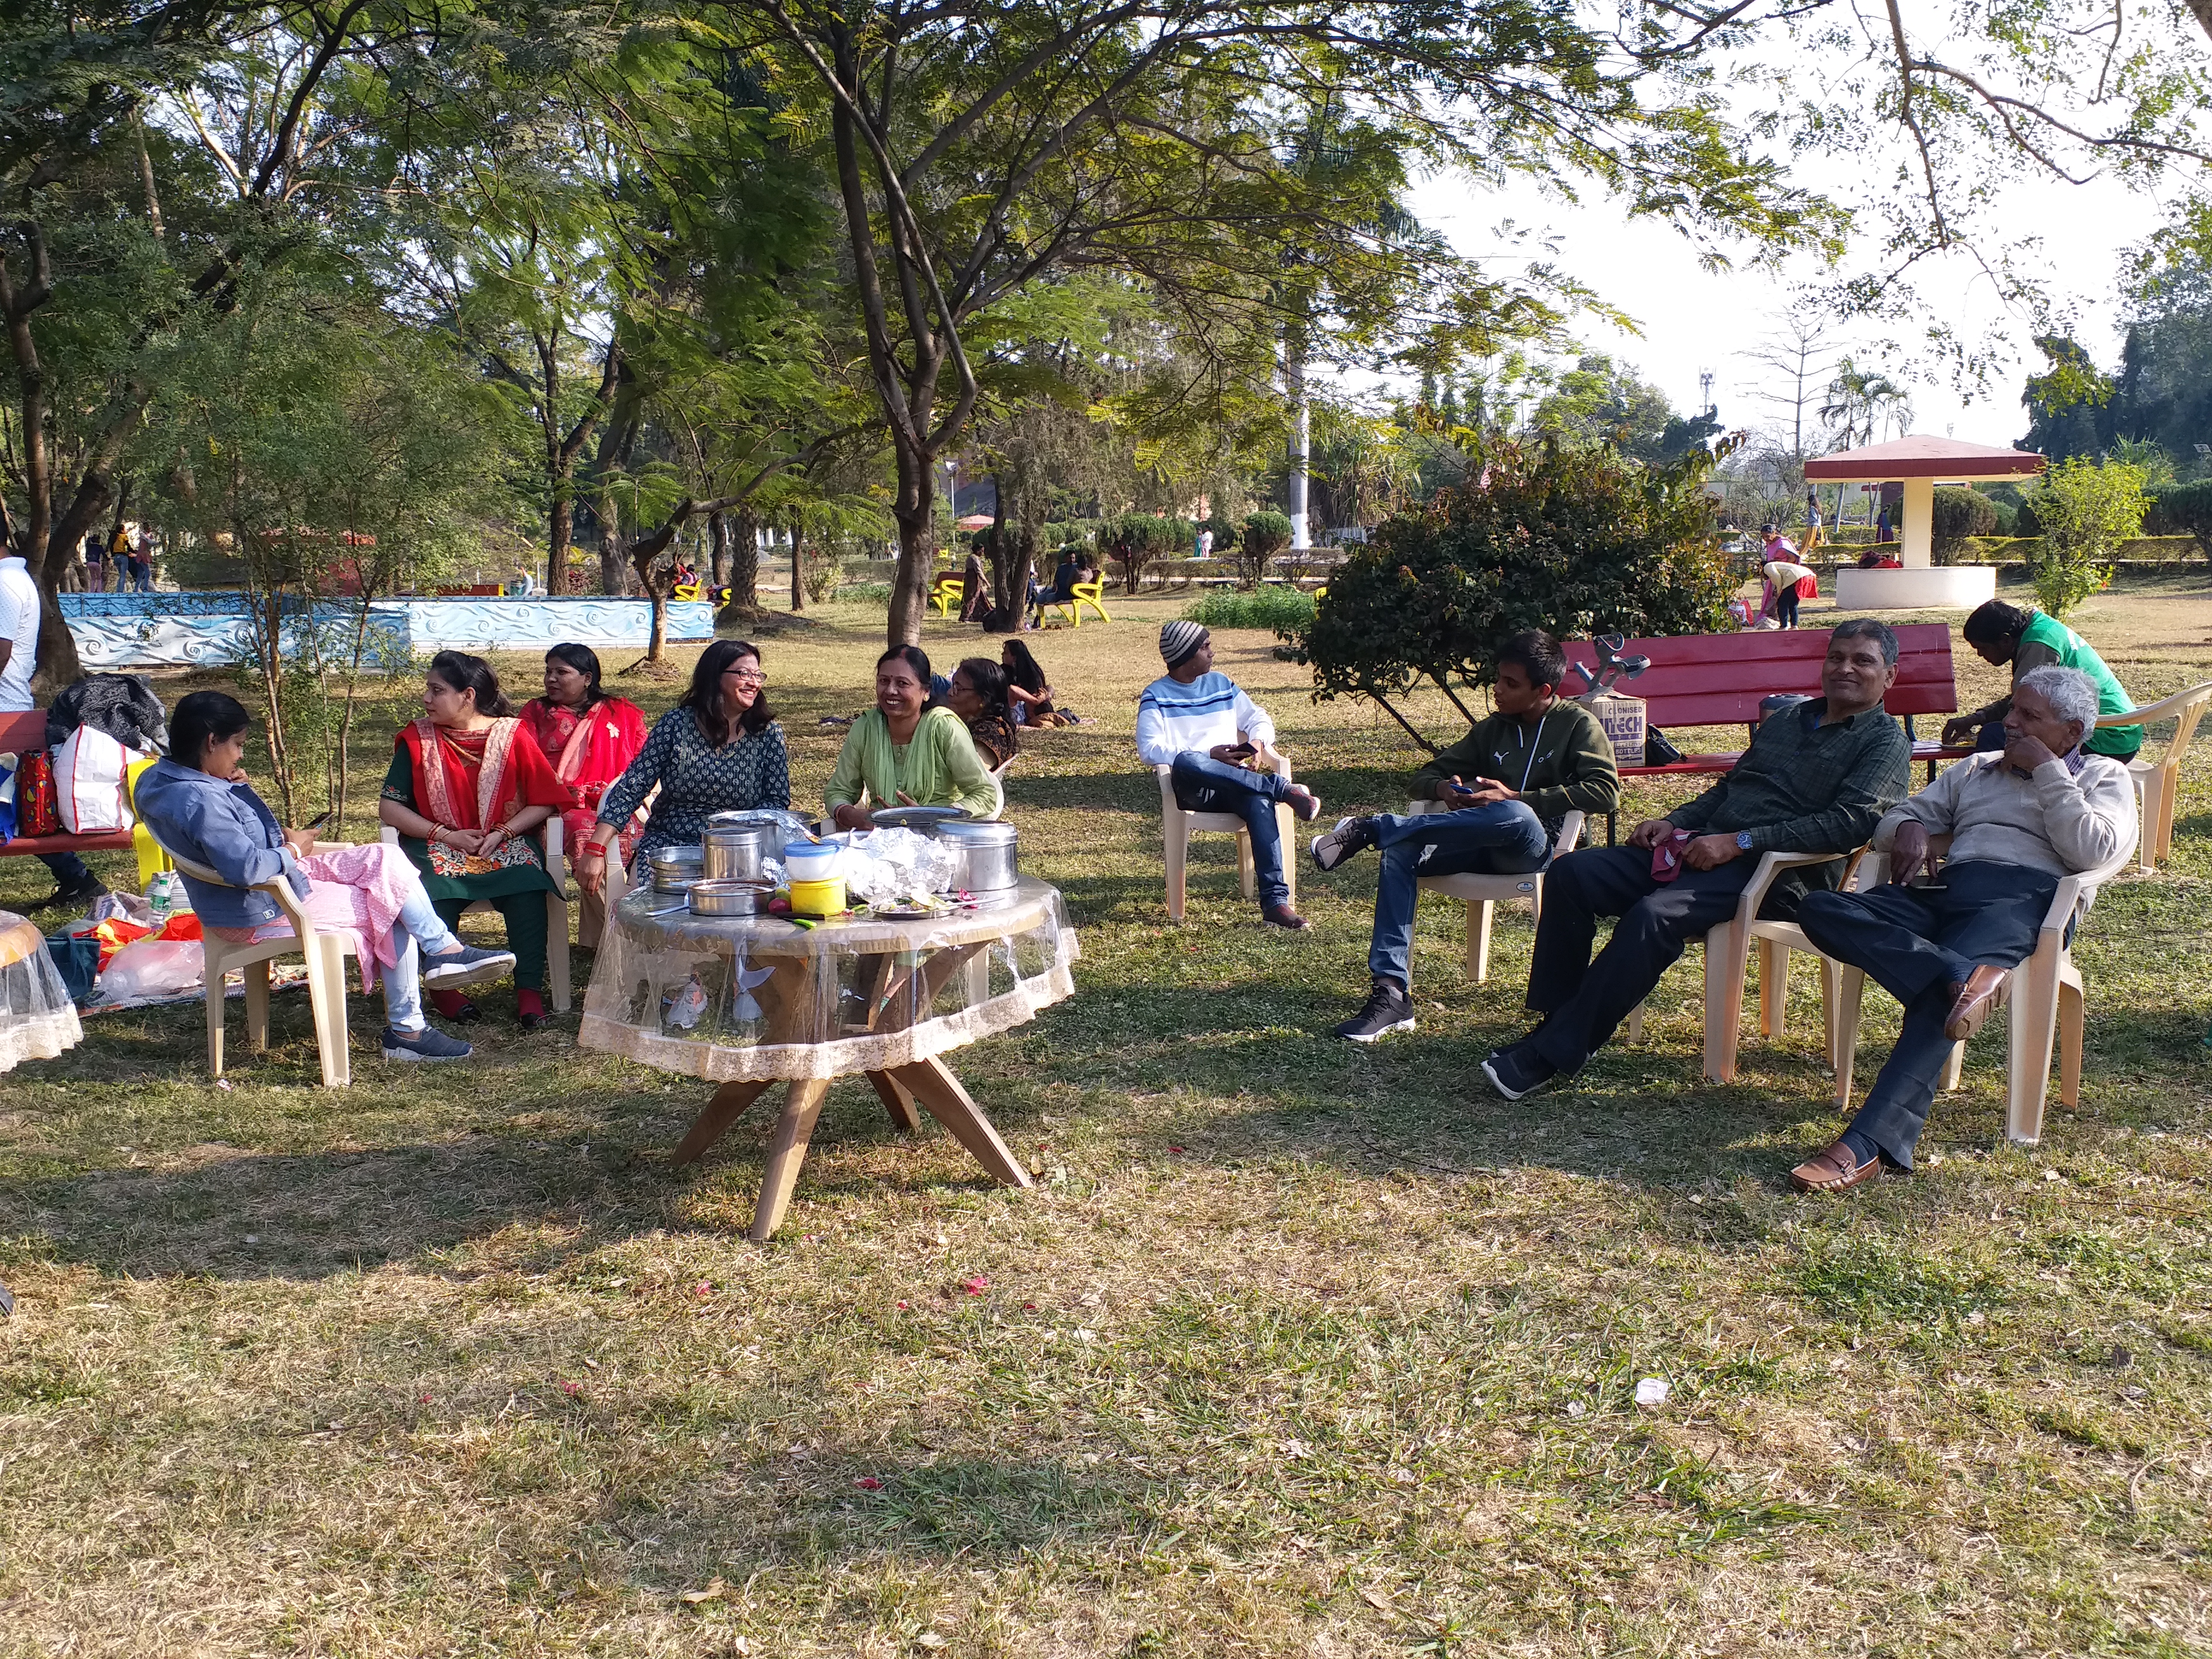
1136;622;1322;928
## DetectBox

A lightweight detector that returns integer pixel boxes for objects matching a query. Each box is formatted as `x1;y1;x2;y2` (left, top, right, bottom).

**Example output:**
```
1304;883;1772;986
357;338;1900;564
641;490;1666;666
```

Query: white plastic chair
988;752;1016;818
1829;835;2137;1146
2094;680;2212;872
1622;849;1848;1083
381;819;572;1011
159;843;359;1088
1401;799;1585;983
1155;749;1295;922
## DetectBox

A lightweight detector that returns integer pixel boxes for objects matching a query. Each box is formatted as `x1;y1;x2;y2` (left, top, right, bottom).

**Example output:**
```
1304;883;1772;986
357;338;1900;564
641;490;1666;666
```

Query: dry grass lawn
0;569;2208;1656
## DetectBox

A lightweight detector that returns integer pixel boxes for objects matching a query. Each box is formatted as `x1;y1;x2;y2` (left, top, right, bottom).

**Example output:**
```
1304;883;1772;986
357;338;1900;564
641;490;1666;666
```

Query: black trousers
1795;860;2059;1169
1522;845;1767;1074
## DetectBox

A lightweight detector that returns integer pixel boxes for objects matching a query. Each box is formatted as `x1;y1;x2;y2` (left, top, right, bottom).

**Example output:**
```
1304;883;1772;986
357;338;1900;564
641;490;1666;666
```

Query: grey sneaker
421;943;517;987
1311;815;1379;871
1334;979;1415;1042
382;1024;474;1062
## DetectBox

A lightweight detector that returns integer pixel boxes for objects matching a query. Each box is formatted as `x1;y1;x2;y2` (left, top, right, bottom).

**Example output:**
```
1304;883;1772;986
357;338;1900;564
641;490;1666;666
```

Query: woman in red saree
517;643;649;947
379;651;571;1028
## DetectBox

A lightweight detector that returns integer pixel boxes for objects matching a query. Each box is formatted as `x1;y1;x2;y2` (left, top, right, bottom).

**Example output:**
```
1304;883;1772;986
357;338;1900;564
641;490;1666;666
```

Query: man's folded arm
2035;761;2136;870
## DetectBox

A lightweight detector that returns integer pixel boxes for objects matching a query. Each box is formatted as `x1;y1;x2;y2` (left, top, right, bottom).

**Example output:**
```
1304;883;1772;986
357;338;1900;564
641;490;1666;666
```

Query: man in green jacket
1311;629;1621;1041
1945;600;2140;760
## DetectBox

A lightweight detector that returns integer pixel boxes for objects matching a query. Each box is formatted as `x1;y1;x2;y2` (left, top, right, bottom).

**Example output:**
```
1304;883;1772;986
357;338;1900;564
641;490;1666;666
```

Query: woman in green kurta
826;645;999;830
379;651;570;1028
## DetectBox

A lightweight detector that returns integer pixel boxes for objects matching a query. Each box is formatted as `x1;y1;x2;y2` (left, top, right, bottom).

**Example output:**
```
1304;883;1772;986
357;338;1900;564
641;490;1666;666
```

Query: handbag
16;748;60;837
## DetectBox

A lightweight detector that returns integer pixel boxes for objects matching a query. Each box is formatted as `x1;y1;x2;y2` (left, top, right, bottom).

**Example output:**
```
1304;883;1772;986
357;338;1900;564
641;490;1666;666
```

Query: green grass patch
1181;585;1317;631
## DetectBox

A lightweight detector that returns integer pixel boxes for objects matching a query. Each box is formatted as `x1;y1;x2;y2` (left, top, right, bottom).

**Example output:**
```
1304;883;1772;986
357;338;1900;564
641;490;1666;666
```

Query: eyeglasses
722;668;768;684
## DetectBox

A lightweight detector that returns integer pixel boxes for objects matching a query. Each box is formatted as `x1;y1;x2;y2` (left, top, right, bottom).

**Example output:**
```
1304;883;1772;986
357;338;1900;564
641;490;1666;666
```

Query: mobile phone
1224;743;1256;761
299;810;331;833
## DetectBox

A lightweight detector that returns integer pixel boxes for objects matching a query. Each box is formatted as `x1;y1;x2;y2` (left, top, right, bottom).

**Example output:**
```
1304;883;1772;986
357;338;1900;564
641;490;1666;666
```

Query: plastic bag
55;726;152;833
841;827;963;903
100;937;205;1001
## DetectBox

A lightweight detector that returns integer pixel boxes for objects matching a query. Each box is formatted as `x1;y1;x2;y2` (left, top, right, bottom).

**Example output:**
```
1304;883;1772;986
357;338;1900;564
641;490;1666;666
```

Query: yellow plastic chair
124;757;175;890
1048;578;1110;628
929;574;966;617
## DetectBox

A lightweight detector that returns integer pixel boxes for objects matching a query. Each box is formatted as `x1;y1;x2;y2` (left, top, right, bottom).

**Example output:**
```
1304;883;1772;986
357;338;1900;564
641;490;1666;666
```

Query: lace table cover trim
579;959;1074;1081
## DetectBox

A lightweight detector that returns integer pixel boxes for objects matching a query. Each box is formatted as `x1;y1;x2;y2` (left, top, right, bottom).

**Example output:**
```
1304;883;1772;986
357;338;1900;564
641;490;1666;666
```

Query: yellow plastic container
788;877;846;916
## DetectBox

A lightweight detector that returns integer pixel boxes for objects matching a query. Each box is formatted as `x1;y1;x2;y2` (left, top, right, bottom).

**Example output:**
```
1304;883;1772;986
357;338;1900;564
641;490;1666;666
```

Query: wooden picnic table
578;877;1079;1240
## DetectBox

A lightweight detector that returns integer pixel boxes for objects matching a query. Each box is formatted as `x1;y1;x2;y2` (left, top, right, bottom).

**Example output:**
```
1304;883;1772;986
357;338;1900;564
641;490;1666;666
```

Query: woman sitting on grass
138;691;514;1062
378;651;570;1030
948;657;1019;771
577;639;791;899
1000;638;1060;727
826;645;998;830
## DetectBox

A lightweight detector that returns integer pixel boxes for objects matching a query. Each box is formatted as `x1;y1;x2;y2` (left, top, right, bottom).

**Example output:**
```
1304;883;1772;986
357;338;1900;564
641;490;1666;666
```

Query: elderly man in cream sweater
1788;664;2137;1193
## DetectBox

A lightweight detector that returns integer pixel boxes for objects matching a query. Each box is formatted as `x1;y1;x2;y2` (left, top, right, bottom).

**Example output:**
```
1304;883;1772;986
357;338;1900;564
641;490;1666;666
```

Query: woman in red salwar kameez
517;643;649;947
379;651;571;1028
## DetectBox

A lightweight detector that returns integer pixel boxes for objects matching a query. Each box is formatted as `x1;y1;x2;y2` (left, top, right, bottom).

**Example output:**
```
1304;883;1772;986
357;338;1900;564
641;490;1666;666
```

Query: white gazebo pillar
1900;476;1935;570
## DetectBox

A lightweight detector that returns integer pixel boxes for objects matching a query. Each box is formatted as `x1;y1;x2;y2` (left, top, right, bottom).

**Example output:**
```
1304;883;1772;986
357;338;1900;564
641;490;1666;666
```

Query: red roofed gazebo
1805;435;2045;611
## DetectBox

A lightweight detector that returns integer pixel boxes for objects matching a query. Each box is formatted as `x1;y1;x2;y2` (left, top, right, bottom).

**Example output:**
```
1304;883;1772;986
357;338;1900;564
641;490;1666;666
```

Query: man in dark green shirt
1311;630;1621;1041
1483;618;1914;1099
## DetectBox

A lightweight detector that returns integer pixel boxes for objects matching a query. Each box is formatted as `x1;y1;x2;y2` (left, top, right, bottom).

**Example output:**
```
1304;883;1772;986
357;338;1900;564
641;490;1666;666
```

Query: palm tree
1820;358;1914;449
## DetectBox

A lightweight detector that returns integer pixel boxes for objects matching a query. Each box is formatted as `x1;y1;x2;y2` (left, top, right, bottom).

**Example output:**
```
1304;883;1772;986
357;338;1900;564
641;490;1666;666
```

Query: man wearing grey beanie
1136;622;1321;927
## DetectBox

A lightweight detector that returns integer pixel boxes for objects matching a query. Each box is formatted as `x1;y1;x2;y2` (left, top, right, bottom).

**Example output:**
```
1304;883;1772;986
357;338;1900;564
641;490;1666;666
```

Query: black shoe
1261;904;1311;930
1310;815;1379;871
36;875;108;912
381;1024;474;1061
1481;1044;1556;1101
1334;979;1414;1043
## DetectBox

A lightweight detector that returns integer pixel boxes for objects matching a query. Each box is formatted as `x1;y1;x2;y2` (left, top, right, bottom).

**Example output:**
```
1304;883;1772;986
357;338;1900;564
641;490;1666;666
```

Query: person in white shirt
1136;621;1321;929
0;552;106;906
1788;665;2136;1194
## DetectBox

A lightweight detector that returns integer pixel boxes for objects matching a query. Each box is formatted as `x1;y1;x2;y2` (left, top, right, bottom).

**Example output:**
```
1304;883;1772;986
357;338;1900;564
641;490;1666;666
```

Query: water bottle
147;870;178;925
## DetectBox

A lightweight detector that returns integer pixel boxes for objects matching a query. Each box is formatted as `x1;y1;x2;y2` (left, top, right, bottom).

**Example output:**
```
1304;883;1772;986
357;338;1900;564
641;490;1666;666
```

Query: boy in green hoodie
1312;629;1621;1041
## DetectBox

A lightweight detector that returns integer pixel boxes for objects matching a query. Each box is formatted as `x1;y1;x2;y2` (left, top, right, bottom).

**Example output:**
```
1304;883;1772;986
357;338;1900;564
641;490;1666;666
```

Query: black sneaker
1481;1044;1556;1101
36;875;108;912
1310;815;1379;871
1334;979;1414;1042
382;1024;474;1061
421;943;517;987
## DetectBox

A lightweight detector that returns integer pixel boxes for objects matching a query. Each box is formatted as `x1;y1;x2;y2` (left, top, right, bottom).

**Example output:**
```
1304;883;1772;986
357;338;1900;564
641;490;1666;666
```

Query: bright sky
1405;140;2181;453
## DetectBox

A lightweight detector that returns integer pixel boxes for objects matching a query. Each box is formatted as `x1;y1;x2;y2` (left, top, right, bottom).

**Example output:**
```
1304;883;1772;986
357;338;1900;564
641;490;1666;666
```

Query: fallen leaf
962;1275;991;1295
679;1576;726;1605
854;1476;884;1491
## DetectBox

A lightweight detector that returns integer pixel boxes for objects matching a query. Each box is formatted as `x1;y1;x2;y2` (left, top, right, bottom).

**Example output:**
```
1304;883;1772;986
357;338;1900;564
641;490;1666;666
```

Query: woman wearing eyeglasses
574;639;790;902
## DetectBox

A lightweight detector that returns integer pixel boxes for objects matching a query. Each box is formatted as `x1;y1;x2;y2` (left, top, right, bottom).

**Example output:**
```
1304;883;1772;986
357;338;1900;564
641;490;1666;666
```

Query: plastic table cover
577;877;1078;1082
0;912;83;1072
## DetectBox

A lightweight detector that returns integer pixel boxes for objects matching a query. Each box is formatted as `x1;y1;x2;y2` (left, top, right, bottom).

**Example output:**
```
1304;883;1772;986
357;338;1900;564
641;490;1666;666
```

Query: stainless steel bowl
705;809;818;858
648;849;704;893
701;824;771;882
687;878;772;916
938;818;1018;891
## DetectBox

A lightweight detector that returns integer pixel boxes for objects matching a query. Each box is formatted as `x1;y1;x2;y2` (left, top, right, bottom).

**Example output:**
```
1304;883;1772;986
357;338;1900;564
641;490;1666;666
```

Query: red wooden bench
1559;625;1965;841
0;710;135;861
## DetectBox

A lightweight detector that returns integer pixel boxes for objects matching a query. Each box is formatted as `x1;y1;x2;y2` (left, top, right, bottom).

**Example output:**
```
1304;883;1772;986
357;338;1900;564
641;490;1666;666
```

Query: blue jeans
38;852;92;890
260;878;459;1032
1169;752;1297;910
1367;801;1550;989
378;884;467;1030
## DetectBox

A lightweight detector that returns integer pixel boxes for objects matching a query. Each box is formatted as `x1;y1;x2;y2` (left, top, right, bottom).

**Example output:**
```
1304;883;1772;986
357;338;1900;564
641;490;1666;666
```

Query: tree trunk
550;493;575;593
1286;351;1311;551
726;510;761;614
708;510;731;588
789;522;805;612
887;445;937;647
